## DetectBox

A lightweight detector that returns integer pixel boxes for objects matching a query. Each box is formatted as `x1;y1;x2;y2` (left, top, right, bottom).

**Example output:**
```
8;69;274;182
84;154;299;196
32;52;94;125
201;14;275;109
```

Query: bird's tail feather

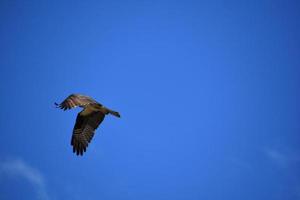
108;109;121;118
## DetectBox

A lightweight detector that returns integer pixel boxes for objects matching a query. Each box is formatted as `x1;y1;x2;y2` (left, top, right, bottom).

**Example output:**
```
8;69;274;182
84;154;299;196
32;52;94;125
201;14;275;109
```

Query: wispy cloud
0;158;50;200
264;147;300;167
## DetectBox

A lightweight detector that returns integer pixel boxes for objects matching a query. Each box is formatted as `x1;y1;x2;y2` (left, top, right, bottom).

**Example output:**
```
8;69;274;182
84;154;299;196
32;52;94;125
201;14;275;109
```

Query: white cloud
0;158;50;200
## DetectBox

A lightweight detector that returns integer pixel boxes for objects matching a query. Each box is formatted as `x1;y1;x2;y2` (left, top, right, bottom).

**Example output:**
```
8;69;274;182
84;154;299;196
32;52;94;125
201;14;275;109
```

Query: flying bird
55;94;120;156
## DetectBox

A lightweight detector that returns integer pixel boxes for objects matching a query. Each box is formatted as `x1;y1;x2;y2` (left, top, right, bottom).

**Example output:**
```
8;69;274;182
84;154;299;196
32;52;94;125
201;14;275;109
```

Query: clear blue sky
0;0;300;200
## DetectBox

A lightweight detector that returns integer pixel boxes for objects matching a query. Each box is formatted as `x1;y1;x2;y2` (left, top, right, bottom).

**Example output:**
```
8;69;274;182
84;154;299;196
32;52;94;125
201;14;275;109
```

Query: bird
55;94;120;156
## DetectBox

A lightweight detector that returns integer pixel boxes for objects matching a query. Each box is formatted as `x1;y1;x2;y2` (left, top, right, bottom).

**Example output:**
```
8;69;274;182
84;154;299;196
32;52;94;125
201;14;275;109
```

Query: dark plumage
55;94;120;156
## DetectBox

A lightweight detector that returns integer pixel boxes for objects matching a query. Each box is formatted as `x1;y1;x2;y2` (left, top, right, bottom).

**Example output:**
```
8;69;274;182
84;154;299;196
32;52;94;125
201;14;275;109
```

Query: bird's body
55;94;120;156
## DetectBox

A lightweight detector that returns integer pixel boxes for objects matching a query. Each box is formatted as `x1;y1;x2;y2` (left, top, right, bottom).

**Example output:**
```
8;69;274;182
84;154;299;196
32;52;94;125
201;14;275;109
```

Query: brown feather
71;110;105;156
55;94;100;110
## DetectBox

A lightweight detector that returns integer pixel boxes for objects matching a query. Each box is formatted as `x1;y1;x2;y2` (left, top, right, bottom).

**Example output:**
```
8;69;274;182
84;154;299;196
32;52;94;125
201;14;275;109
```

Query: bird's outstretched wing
71;110;105;155
55;94;99;110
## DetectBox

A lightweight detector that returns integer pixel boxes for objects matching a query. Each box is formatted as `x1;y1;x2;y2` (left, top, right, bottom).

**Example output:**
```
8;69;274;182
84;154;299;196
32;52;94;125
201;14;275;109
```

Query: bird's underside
55;94;120;156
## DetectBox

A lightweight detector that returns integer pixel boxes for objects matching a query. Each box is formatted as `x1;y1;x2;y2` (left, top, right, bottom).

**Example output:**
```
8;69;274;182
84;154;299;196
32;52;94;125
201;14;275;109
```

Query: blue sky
0;0;300;199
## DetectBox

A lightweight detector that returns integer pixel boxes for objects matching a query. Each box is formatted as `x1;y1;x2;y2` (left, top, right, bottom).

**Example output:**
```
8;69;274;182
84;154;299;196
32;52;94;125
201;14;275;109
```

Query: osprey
55;94;120;156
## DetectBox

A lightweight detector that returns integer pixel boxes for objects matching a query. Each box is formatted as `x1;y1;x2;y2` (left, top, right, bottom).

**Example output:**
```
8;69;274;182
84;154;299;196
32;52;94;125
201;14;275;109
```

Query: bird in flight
55;94;120;156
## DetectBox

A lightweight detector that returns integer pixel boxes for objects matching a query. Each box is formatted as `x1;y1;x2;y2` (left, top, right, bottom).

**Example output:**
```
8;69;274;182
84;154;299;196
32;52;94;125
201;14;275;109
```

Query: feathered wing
71;110;105;155
55;94;99;110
